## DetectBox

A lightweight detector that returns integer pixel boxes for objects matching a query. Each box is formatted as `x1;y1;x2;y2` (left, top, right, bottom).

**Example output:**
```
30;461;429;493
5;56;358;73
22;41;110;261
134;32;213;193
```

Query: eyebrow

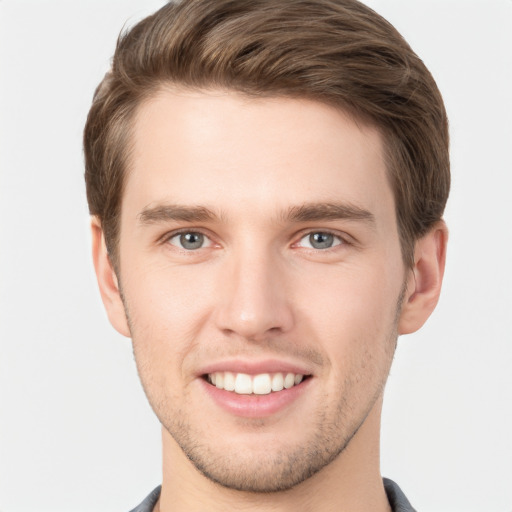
137;201;375;226
284;202;375;225
138;204;217;224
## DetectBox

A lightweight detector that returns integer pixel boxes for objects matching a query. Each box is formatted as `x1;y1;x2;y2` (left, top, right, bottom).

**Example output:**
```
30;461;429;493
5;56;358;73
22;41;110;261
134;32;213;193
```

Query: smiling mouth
205;372;309;395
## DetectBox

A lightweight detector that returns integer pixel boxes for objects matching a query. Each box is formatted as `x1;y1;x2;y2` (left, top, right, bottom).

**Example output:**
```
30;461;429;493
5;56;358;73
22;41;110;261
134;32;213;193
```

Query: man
83;0;449;510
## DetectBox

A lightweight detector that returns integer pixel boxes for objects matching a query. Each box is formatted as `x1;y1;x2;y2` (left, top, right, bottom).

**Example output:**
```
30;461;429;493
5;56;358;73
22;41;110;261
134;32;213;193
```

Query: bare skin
92;89;447;512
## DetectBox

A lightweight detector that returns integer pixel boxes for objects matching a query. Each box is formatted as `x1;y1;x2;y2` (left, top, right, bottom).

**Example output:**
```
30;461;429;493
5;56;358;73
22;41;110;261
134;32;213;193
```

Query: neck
157;398;391;512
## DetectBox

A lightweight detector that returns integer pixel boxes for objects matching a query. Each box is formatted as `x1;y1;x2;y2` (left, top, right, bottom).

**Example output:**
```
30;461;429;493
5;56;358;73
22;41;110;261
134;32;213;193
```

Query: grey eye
169;232;208;250
299;232;341;250
309;232;334;249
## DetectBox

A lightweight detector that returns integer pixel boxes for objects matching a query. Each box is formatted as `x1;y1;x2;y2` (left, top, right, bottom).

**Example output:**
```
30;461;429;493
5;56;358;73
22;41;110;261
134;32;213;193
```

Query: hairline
106;83;413;272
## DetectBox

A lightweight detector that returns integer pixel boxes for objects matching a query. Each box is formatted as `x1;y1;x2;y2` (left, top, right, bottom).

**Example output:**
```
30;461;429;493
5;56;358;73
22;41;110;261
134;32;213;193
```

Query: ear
398;221;448;335
91;217;131;338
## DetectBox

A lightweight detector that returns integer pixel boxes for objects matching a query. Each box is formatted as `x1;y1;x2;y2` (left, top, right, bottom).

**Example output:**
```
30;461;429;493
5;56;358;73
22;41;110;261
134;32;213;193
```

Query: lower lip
200;378;311;418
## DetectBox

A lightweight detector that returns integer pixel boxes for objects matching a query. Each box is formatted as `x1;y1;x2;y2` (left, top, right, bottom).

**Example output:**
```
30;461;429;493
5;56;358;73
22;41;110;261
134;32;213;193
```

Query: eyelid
293;229;352;249
157;227;354;250
160;228;217;249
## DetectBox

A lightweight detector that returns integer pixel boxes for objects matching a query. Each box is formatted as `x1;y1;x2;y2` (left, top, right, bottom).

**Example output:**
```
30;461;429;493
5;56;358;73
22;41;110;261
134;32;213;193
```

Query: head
84;0;449;497
84;0;449;272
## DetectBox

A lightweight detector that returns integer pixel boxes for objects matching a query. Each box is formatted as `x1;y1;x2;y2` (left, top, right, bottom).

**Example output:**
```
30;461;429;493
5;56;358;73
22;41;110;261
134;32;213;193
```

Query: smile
206;372;306;395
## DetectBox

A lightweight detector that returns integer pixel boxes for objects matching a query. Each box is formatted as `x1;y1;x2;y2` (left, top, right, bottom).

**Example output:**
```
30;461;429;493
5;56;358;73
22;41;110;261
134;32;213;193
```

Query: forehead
124;88;393;224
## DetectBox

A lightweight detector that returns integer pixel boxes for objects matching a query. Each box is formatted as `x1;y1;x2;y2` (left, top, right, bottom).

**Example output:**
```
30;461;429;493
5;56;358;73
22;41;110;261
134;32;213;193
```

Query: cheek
295;262;401;373
123;257;215;327
120;259;221;375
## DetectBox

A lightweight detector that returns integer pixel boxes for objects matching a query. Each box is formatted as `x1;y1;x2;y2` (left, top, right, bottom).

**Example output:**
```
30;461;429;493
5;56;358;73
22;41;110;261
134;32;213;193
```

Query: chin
165;419;351;493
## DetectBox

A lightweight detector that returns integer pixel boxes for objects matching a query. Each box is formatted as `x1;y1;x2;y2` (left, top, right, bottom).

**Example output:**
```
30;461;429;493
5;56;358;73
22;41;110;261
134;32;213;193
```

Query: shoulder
383;478;417;512
128;486;161;512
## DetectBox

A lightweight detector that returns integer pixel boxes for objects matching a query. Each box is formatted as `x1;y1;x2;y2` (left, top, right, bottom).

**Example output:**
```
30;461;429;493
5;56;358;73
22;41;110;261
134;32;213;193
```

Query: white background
0;1;511;511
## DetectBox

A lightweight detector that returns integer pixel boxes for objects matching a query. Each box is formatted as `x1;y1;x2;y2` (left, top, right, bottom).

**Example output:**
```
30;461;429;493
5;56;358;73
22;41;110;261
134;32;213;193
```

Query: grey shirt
129;478;416;511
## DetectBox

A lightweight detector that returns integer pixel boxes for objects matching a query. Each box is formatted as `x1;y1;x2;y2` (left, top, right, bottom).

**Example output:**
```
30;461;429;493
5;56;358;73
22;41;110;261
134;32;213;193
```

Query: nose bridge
215;241;293;339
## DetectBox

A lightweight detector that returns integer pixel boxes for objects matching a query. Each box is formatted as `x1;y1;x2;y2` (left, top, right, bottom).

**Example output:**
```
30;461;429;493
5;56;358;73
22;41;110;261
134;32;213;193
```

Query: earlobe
91;217;131;338
398;221;448;335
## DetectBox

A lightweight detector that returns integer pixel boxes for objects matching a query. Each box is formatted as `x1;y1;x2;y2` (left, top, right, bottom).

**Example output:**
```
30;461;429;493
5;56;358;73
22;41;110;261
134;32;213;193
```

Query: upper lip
198;358;314;377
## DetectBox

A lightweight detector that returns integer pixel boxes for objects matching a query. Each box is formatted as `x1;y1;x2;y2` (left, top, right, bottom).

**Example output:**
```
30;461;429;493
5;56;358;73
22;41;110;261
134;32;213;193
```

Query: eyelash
161;228;350;252
295;230;347;250
162;229;215;251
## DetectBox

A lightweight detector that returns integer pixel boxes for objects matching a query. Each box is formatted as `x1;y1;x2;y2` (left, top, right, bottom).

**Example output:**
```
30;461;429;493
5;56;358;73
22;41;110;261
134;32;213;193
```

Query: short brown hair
84;0;449;269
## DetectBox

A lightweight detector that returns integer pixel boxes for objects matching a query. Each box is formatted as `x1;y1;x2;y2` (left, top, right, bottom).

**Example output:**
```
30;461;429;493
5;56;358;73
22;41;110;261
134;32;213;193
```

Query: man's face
114;89;407;491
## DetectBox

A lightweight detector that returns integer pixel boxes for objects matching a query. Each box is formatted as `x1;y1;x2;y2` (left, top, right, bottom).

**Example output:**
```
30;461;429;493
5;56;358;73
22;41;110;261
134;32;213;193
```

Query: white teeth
284;373;295;389
235;373;253;394
207;371;306;395
223;371;235;391
253;374;272;395
271;373;284;392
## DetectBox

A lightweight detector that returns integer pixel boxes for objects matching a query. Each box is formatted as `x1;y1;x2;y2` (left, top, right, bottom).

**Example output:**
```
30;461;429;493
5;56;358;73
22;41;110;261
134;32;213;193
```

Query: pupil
310;232;333;249
180;232;203;249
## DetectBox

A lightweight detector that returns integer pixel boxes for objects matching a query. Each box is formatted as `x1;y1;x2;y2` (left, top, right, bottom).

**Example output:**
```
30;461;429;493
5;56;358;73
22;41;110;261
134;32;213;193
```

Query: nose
213;249;295;341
